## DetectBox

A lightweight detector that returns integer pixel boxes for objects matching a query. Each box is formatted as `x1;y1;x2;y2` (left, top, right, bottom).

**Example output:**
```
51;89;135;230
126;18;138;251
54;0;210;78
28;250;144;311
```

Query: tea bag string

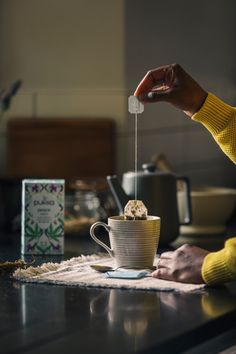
128;95;144;202
135;112;138;201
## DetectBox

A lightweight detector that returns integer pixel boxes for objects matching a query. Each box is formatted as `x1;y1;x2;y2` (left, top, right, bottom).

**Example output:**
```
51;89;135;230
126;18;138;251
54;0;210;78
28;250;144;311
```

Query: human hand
152;244;209;284
134;64;207;117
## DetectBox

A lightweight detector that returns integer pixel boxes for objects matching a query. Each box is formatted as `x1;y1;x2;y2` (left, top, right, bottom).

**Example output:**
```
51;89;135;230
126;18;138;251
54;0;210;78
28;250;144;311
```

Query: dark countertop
1;232;236;354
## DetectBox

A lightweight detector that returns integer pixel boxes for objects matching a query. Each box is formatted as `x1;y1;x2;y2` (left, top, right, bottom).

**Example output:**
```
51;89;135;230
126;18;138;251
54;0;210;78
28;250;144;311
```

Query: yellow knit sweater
192;93;236;285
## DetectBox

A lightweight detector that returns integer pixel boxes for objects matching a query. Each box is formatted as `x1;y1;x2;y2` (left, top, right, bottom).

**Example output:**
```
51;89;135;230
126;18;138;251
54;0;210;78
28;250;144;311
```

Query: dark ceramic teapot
107;163;192;246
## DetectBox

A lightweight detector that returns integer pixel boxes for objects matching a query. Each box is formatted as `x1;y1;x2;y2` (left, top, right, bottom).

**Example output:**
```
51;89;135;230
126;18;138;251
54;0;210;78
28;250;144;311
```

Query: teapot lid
124;163;172;177
142;163;157;173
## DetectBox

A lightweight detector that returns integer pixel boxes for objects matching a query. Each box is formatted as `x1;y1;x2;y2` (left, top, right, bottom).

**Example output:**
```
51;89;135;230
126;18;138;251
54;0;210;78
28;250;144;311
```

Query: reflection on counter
87;285;236;352
89;289;160;351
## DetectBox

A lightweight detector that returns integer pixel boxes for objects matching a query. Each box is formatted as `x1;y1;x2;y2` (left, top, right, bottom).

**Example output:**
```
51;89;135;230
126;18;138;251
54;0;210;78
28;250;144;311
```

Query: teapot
107;163;192;245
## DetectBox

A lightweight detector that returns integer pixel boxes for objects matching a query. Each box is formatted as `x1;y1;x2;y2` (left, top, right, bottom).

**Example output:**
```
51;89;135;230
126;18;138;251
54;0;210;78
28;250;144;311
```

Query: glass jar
65;179;118;236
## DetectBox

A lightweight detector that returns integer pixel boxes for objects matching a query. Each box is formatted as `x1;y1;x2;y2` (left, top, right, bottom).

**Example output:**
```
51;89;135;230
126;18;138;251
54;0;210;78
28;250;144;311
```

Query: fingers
152;252;173;274
152;267;177;281
152;249;181;281
152;244;206;284
139;88;173;103
159;251;173;259
134;64;174;98
133;71;158;99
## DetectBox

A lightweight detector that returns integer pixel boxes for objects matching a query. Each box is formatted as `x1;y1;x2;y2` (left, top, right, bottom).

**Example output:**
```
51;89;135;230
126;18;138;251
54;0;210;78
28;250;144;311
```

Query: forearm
192;93;236;164
202;238;236;285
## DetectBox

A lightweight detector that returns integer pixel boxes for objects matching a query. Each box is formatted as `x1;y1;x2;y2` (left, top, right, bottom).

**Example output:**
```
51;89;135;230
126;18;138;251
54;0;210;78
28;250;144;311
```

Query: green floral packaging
21;179;65;255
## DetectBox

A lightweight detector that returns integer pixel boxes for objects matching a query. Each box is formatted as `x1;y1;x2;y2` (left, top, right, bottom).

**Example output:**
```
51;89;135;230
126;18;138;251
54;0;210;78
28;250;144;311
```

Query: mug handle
90;221;114;257
177;176;192;225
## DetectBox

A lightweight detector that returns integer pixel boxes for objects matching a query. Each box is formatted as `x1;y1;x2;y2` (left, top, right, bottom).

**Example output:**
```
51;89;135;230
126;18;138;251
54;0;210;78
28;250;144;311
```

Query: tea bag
124;200;147;220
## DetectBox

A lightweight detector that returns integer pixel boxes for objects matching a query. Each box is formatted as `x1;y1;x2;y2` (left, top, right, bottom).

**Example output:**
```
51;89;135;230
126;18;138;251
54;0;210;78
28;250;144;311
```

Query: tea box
21;179;65;255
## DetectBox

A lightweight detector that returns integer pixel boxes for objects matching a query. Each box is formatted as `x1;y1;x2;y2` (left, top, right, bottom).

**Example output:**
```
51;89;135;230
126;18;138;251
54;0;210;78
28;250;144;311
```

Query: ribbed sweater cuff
192;92;233;134
202;249;235;285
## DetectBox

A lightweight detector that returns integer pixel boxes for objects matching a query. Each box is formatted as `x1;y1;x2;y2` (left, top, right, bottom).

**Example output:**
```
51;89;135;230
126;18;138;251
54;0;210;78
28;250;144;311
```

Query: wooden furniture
6;117;115;180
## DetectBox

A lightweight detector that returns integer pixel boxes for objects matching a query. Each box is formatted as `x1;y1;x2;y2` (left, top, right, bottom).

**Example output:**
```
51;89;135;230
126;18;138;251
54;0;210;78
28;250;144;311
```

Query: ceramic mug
90;216;161;268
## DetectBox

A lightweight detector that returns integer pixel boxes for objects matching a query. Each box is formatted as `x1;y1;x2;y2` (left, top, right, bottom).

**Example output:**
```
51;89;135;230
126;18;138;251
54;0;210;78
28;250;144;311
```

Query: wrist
186;91;208;117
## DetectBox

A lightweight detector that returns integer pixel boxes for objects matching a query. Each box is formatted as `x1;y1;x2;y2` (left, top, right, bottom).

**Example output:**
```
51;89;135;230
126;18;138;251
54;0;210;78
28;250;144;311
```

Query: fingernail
147;92;154;99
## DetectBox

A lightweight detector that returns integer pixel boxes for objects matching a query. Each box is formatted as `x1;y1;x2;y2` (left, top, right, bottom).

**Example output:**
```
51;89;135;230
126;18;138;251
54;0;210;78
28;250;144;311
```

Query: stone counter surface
1;231;236;354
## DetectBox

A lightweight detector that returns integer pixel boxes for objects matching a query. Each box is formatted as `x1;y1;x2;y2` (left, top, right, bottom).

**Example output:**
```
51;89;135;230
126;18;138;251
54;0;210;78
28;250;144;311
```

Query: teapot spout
106;175;129;215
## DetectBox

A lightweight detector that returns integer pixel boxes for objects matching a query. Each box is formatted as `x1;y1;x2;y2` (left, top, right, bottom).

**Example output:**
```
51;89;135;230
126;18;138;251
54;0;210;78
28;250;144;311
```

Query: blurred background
0;0;236;235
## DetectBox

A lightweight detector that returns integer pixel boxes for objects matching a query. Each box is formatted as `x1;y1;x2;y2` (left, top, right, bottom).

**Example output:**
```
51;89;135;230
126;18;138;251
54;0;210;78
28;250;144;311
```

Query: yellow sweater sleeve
192;92;236;163
192;92;236;285
202;238;236;285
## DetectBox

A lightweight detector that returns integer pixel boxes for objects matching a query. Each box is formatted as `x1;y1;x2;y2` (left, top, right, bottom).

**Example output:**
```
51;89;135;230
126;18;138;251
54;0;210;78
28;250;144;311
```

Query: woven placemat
13;253;205;293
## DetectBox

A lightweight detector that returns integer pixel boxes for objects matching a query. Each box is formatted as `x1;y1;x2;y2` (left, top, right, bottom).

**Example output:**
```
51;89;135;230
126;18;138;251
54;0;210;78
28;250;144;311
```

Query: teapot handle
177;176;192;225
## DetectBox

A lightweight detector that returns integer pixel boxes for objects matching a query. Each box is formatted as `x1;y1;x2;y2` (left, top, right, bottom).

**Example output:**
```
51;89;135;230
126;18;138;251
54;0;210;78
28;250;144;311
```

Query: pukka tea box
21;179;65;255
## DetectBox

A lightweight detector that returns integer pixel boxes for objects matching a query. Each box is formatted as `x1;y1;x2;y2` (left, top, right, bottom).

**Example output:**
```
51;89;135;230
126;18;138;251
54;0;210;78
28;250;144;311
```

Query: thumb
140;90;172;103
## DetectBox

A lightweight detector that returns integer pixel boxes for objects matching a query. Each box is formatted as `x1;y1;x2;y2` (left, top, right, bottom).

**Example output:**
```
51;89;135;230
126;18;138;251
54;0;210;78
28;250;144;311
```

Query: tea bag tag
128;96;144;114
106;270;149;279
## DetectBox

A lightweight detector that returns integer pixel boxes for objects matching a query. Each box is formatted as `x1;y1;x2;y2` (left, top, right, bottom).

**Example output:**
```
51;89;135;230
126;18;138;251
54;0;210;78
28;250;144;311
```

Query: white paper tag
128;96;144;114
105;270;149;279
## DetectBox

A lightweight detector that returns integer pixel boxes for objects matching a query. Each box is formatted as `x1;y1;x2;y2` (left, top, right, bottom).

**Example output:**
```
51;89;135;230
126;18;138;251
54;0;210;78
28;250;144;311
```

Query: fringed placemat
13;253;205;293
